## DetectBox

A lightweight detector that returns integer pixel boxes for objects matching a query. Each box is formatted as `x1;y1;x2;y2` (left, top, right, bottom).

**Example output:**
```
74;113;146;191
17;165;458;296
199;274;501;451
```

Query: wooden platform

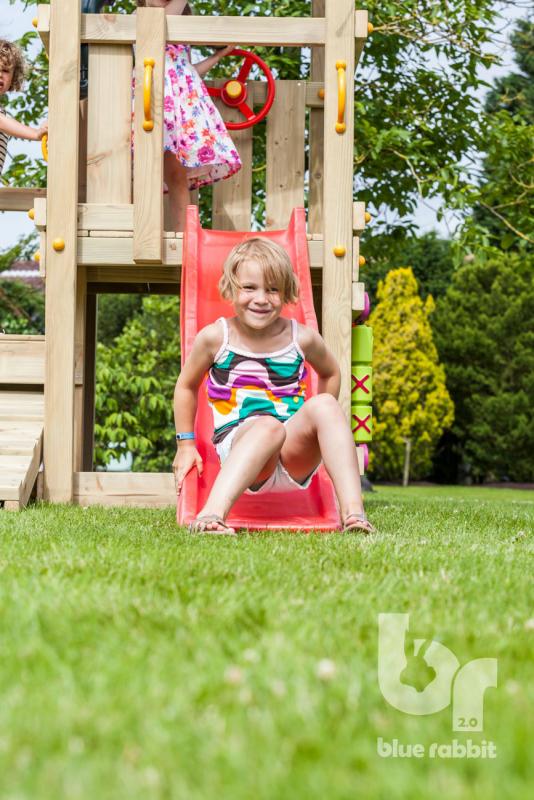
0;392;44;510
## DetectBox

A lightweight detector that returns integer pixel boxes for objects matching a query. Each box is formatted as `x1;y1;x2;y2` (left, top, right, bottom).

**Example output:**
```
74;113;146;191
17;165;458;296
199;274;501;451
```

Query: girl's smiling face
0;64;14;95
233;259;283;332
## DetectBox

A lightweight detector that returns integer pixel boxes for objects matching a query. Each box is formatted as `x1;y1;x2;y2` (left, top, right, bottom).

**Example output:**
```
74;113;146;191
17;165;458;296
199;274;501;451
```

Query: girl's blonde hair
136;1;192;12
0;40;27;92
219;238;299;304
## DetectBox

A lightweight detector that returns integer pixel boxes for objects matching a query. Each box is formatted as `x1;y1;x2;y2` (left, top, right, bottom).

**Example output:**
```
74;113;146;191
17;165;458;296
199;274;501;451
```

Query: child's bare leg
281;393;365;520
164;152;190;232
197;417;286;531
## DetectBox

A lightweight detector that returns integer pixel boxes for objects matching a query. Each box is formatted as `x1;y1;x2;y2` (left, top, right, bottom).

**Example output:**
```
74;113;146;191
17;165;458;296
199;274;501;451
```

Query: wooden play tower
0;0;371;508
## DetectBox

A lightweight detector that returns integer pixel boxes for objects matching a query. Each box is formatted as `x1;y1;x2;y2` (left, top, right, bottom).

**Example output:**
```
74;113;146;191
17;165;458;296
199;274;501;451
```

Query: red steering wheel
208;48;276;130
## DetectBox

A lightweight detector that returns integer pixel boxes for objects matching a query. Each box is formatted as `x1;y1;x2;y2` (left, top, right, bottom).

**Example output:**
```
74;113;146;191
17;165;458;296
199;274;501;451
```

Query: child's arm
172;322;221;495
0;114;48;142
299;326;341;398
192;45;235;79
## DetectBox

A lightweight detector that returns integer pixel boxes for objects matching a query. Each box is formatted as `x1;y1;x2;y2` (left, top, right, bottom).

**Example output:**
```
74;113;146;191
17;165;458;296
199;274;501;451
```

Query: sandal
189;514;237;536
342;512;375;534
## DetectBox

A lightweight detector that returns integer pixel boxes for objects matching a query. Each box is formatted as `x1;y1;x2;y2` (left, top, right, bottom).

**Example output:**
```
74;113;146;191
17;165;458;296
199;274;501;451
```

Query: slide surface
177;206;340;530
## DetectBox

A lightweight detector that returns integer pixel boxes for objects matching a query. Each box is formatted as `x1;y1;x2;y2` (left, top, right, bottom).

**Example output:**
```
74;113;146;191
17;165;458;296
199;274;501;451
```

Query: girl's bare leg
281;393;365;521
164;152;190;232
196;417;286;532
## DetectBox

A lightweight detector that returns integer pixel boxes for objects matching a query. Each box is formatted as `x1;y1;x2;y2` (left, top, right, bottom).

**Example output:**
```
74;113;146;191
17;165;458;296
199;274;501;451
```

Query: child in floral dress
137;1;242;230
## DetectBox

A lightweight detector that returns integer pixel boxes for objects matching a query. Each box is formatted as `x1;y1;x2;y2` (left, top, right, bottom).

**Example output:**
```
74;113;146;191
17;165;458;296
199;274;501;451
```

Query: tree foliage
0;234;43;334
433;250;534;482
369;267;454;481
466;17;534;254
94;295;180;472
363;231;455;304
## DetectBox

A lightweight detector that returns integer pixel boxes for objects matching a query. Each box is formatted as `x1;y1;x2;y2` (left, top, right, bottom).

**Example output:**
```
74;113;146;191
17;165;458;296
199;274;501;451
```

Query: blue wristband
176;432;195;441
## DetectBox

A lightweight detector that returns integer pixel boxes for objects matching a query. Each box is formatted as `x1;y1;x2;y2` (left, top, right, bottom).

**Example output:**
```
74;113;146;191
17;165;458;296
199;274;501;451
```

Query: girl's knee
307;393;341;414
255;416;286;446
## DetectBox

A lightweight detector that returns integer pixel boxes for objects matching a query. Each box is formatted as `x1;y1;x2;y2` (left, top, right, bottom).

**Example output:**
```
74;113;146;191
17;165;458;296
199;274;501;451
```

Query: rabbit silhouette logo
378;613;497;731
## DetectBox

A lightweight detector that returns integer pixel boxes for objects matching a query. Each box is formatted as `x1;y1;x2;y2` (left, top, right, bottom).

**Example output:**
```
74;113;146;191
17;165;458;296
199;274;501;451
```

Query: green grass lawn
0;486;532;799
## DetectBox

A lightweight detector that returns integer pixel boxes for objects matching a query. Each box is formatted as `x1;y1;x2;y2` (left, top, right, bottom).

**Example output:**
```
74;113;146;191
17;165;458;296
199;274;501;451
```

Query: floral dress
162;44;242;189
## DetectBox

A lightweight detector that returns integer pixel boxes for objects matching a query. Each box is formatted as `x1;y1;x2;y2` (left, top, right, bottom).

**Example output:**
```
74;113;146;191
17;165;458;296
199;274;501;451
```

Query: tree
433;250;534;483
465;18;534;253
94;295;180;472
0;234;43;334
369;267;454;482
363;231;455;305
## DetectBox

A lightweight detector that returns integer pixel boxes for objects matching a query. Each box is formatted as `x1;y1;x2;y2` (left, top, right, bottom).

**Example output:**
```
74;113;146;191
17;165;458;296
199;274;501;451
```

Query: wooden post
309;0;325;234
322;0;355;416
43;0;81;502
133;7;165;263
266;81;306;230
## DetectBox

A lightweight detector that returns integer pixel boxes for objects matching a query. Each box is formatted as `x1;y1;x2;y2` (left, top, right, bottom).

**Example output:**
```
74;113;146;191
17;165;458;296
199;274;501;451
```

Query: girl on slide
173;238;374;536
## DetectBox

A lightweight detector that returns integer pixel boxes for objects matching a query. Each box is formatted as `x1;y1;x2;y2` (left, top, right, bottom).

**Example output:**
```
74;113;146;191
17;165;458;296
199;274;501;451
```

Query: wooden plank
36;3;50;53
82;293;97;471
0;187;46;212
43;0;81;503
353;201;366;233
206;80;324;109
38;231;46;276
34;197;47;229
79;237;323;271
74;267;87;471
0;336;45;384
352;236;360;281
79;235;182;266
18;432;43;507
73;471;175;508
77;15;326;47
87;45;133;204
133;7;165;263
266;81;306;230
352;281;365;312
78;203;133;230
354;10;369;68
211;80;253;231
309;0;325;234
322;0;355;417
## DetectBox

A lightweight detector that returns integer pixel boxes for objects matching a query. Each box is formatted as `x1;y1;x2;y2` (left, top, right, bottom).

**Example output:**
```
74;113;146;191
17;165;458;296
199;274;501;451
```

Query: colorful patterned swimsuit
207;317;307;445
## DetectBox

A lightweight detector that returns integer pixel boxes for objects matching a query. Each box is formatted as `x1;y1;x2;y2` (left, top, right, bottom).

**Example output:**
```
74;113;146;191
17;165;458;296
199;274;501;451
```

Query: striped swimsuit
206;317;307;445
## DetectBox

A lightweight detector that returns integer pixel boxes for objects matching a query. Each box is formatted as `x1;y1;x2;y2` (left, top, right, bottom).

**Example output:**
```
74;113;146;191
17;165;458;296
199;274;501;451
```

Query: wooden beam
322;0;355;417
77;14;326;46
0;187;46;212
0;336;45;385
43;0;81;502
133;7;165;263
309;0;325;234
73;471;175;508
79;237;324;271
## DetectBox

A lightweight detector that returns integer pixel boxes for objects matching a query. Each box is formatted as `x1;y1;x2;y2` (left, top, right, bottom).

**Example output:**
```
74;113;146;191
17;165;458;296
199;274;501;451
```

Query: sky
0;0;528;251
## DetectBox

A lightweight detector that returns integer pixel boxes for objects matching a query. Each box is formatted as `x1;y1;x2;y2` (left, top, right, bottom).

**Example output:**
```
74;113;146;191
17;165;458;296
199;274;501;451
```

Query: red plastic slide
177;205;340;531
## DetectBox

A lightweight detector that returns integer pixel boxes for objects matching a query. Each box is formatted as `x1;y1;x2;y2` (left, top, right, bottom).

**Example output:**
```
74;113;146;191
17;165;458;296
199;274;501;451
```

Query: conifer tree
369;268;454;483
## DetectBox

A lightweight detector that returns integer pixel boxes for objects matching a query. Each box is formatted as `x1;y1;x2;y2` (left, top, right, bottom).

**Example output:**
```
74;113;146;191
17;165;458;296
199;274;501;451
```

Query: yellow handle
143;57;155;132
41;133;48;162
336;60;346;134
